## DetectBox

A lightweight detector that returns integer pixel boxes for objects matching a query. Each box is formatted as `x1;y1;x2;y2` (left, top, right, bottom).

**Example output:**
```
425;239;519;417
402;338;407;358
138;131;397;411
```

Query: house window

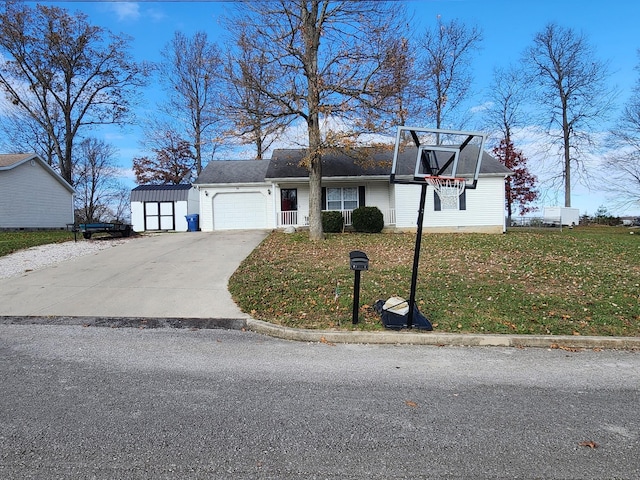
326;187;358;210
434;190;466;211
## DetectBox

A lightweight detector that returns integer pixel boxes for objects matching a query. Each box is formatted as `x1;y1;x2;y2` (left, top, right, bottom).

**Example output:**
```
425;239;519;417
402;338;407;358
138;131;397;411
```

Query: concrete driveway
0;230;268;319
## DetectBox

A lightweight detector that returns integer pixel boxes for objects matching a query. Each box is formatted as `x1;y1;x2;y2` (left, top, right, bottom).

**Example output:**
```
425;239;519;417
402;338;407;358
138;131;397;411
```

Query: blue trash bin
185;214;199;232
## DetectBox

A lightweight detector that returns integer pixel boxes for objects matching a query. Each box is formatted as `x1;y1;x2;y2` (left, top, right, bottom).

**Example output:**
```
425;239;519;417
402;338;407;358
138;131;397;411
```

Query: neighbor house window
326;187;358;210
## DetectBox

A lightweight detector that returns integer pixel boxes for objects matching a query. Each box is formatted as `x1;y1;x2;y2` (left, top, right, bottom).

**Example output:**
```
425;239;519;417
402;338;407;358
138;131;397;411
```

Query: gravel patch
0;238;131;279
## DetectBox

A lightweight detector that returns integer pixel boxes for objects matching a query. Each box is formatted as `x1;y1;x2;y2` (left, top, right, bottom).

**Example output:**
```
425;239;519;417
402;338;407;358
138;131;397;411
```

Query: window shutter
434;191;441;211
321;187;326;210
358;186;366;206
459;190;466;210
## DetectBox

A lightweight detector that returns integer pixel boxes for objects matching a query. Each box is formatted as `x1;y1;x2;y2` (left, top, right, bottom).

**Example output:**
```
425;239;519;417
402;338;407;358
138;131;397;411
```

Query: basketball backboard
390;126;487;189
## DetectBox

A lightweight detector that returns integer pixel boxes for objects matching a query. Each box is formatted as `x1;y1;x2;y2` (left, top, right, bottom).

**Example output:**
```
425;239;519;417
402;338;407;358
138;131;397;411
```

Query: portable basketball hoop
424;175;466;210
386;126;488;330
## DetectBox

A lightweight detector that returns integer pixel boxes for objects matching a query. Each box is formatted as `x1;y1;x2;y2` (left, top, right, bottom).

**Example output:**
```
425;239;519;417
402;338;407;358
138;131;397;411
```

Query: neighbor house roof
193;159;270;185
130;184;193;202
0;153;75;193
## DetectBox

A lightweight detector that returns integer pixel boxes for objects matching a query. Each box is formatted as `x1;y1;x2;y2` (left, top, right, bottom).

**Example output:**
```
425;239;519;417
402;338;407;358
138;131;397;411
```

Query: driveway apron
0;231;267;318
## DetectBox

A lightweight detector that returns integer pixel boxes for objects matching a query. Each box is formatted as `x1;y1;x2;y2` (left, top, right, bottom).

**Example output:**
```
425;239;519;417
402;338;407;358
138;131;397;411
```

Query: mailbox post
349;250;369;324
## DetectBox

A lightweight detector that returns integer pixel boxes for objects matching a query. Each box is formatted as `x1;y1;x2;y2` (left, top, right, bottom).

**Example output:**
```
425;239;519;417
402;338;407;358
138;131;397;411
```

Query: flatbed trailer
78;223;132;239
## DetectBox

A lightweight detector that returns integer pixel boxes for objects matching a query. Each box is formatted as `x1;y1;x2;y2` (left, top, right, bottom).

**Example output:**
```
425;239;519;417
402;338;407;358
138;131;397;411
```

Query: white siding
131;202;145;232
0;161;73;228
173;201;189;231
131;200;189;232
395;177;506;233
365;182;391;213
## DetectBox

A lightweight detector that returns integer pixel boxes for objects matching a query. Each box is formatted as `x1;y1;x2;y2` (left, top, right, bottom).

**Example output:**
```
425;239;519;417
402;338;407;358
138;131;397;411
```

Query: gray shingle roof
130;184;193;202
193;148;511;184
194;160;270;185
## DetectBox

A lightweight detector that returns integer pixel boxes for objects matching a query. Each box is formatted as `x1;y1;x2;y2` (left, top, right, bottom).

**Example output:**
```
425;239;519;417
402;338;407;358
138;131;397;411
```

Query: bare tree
0;2;148;185
523;23;616;207
485;65;529;143
0;104;59;165
415;16;483;131
158;31;223;174
227;0;406;240
74;138;125;223
606;54;640;210
222;27;291;160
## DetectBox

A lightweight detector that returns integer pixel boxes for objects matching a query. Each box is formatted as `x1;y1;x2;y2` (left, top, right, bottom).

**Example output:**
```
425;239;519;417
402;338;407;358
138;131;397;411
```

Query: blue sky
38;0;640;216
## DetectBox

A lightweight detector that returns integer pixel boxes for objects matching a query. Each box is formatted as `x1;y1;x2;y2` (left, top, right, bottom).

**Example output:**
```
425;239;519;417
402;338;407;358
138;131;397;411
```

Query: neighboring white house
0;153;75;229
130;184;199;232
193;148;512;234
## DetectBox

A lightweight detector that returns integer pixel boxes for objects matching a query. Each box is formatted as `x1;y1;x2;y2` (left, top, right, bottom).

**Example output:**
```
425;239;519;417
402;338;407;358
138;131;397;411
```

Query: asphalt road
1;324;638;479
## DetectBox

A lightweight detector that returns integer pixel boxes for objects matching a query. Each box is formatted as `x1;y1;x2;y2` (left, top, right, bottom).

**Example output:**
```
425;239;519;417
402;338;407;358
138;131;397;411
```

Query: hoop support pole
407;183;428;329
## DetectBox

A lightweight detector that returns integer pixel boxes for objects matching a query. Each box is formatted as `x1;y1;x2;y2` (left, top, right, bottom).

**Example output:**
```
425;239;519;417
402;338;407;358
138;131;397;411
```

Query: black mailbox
349;250;369;271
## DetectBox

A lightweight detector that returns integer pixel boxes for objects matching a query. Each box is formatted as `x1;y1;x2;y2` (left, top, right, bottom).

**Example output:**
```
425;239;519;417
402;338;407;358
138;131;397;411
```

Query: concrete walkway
0;231;268;319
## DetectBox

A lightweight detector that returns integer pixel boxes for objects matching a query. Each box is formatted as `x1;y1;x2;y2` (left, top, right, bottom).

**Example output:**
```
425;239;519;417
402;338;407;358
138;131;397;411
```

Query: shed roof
193;159;270;185
130;184;193;202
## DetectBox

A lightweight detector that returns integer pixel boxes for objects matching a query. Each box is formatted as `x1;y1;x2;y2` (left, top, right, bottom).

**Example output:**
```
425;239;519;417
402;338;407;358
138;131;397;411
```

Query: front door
280;188;298;225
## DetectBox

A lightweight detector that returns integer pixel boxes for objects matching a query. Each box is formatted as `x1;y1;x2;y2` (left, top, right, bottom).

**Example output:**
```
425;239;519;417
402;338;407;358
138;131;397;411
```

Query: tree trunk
562;103;571;207
303;2;323;241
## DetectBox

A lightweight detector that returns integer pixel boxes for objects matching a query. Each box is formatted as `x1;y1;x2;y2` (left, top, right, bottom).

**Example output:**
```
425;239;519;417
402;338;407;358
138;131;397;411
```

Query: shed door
213;192;267;230
145;202;175;230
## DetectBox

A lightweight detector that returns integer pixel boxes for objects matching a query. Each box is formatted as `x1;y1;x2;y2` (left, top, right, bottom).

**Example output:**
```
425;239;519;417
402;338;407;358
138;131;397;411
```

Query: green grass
229;227;640;336
0;230;76;257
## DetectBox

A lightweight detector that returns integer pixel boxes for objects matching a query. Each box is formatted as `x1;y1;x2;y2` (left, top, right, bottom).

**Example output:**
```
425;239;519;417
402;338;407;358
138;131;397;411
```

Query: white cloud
109;3;141;22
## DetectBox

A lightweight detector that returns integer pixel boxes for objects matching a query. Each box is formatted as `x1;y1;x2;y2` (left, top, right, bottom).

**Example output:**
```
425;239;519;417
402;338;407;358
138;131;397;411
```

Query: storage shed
0;153;75;229
130;184;199;232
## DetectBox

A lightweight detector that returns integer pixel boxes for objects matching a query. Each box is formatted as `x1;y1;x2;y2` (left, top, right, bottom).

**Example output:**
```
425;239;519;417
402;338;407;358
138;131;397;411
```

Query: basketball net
424;176;466;210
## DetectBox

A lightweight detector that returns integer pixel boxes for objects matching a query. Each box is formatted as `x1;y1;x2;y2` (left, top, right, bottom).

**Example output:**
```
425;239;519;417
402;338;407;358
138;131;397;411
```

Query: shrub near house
352;206;384;233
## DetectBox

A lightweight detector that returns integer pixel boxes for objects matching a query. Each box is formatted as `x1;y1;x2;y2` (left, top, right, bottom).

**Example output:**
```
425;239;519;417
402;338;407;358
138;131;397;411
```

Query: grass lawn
0;230;76;257
229;226;640;336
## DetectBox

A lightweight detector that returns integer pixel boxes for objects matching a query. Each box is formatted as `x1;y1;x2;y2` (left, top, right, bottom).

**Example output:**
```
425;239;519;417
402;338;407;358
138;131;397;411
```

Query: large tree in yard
227;1;406;240
0;1;147;184
523;23;615;208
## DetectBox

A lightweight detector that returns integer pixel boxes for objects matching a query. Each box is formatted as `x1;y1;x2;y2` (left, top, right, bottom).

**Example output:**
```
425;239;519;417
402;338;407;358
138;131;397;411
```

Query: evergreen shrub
352;206;384;233
322;211;344;233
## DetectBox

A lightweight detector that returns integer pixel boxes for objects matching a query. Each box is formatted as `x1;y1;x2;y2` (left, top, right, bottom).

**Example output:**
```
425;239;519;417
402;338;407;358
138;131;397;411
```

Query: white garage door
213;192;267;230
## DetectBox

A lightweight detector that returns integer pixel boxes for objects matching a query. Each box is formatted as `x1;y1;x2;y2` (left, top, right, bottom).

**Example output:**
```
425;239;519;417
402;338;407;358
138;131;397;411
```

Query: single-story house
193;147;512;233
130;184;199;232
0;153;75;229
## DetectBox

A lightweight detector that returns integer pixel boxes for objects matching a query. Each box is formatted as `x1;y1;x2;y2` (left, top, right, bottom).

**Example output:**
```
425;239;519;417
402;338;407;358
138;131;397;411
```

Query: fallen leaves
578;440;599;449
405;400;418;408
550;344;583;352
